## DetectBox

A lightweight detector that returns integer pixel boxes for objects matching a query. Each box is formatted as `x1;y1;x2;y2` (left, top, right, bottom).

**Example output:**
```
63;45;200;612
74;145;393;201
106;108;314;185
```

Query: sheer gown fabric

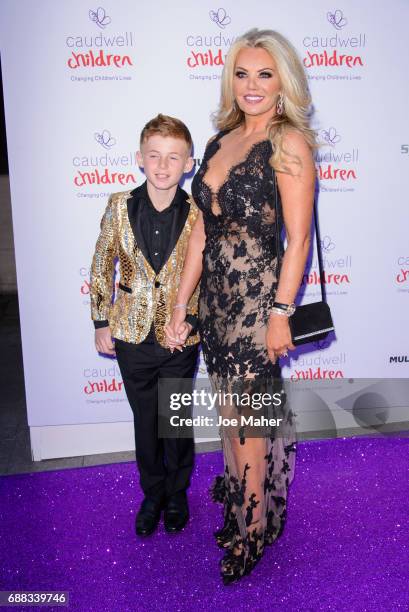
191;130;297;582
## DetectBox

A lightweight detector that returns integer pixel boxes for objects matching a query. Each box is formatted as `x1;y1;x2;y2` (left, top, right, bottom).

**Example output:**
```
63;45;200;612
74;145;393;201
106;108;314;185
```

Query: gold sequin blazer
90;187;200;346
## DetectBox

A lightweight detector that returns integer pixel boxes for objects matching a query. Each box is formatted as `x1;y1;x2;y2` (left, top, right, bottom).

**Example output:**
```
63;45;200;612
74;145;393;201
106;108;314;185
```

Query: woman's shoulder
281;127;312;155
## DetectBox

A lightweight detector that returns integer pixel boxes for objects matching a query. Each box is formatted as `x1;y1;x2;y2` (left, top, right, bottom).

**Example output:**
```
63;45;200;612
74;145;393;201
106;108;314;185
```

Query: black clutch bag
273;172;335;346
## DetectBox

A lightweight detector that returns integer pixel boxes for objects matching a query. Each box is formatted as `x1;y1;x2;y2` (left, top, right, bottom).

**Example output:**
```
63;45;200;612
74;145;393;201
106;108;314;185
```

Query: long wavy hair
214;28;316;173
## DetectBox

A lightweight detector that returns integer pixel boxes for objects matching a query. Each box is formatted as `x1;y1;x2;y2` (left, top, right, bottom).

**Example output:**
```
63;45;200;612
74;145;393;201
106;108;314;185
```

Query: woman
166;28;316;584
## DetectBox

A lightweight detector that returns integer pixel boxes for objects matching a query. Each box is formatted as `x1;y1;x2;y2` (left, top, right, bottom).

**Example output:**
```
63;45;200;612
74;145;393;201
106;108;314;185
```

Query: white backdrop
1;0;408;458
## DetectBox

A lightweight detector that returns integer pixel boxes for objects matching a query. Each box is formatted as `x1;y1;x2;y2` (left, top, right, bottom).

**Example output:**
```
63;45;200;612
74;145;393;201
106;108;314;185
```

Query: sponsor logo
301;271;350;285
288;337;344;383
95;129;116;149
290;367;344;381
302;236;351;296
80;267;91;305
302;10;366;81
395;256;409;292
327;9;347;30
73;131;138;189
89;6;111;29
315;127;358;192
389;355;409;363
84;378;123;394
209;7;231;29
66;7;134;80
321;126;341;146
396;269;409;283
185;8;236;77
83;364;123;395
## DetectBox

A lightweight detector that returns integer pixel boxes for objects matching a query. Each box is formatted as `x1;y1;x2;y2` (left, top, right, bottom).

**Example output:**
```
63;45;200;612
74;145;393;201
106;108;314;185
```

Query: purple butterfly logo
89;7;111;29
327;9;347;30
320;235;335;253
94;130;116;149
321;127;341;146
209;8;231;29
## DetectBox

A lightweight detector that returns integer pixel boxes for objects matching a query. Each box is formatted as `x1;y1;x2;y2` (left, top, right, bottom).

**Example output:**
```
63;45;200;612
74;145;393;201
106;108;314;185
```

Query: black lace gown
191;130;297;580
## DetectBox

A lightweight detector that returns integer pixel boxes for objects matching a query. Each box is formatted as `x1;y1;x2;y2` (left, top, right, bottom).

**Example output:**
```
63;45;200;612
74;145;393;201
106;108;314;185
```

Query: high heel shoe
220;525;265;585
220;544;247;585
221;548;263;585
214;517;239;548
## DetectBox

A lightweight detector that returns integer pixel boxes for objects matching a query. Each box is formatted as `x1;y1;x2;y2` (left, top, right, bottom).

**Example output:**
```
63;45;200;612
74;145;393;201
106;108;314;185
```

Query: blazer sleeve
90;194;117;324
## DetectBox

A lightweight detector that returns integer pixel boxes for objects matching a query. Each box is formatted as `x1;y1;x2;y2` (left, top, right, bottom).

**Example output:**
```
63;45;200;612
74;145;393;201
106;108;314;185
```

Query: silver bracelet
173;303;188;310
271;307;290;317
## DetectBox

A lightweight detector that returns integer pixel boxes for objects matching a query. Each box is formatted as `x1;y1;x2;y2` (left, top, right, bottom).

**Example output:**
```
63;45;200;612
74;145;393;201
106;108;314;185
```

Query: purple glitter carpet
1;436;408;611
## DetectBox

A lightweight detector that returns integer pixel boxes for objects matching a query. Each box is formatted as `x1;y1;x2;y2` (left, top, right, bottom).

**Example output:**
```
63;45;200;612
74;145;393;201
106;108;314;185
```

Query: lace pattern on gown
191;130;297;582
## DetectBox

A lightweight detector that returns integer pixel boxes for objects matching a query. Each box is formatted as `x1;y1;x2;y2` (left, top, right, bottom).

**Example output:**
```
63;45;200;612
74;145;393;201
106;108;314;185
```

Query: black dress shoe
135;497;163;536
164;493;189;533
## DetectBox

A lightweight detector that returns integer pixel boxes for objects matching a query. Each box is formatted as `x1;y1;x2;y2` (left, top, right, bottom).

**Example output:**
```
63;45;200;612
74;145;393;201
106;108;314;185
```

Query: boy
90;114;200;536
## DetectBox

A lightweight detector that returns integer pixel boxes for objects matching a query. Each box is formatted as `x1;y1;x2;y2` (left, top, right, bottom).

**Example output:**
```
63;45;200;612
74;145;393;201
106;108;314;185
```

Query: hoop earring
276;92;284;116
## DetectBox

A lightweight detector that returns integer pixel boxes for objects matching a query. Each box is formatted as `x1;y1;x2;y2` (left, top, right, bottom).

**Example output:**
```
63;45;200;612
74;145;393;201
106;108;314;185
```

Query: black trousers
115;332;199;502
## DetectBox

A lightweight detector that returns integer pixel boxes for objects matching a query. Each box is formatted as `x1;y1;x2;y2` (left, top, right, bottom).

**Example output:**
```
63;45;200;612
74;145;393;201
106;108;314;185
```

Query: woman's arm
165;209;206;349
266;130;316;362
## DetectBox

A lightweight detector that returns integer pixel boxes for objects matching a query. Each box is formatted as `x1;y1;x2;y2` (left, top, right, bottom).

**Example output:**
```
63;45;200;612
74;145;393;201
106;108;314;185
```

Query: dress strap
209;128;232;145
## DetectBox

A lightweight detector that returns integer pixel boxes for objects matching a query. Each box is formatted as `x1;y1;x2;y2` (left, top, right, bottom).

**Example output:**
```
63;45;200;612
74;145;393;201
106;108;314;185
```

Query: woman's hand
266;314;295;363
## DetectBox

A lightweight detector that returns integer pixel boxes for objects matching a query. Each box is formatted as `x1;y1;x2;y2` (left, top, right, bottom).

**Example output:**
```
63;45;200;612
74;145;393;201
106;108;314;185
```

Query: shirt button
155;230;159;234
154;281;160;288
154;252;159;256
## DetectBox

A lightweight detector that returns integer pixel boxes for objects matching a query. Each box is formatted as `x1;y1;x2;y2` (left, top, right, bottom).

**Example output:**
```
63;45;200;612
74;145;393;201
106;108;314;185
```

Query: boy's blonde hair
140;114;193;151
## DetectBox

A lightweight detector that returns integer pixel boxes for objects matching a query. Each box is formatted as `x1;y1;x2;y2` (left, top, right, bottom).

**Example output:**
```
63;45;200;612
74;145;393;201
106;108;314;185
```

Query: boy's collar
130;180;189;206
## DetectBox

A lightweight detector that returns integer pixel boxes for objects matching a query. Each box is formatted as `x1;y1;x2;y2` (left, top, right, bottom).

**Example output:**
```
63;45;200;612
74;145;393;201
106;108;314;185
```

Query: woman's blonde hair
214;28;316;173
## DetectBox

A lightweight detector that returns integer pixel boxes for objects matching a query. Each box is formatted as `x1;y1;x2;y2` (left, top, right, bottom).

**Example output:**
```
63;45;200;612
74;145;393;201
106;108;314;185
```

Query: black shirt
139;181;183;274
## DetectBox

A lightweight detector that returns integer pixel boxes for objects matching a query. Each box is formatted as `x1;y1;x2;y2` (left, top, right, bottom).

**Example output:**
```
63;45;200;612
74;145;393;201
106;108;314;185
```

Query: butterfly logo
327;9;347;30
321;127;341;146
209;8;231;29
94;130;116;149
89;7;111;29
320;235;335;253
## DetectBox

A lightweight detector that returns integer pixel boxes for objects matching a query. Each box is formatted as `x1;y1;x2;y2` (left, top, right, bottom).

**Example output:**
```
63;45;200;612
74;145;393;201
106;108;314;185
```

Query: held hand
164;310;190;353
178;321;193;343
167;321;193;352
95;327;116;356
266;314;295;364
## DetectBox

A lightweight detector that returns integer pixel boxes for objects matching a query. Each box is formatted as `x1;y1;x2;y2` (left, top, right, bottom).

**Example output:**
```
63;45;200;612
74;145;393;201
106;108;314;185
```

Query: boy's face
136;135;193;191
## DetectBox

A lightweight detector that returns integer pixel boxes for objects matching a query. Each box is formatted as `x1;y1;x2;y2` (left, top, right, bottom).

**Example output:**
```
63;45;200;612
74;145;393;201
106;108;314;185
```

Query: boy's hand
95;327;116;356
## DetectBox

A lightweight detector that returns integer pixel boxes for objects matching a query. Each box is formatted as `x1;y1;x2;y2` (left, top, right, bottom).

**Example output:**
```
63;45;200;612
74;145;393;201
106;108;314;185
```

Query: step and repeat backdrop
1;0;408;454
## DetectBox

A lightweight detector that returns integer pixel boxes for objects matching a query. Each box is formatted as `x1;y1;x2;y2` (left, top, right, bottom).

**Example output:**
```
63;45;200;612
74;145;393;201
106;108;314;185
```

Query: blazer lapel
159;190;190;271
127;186;152;267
